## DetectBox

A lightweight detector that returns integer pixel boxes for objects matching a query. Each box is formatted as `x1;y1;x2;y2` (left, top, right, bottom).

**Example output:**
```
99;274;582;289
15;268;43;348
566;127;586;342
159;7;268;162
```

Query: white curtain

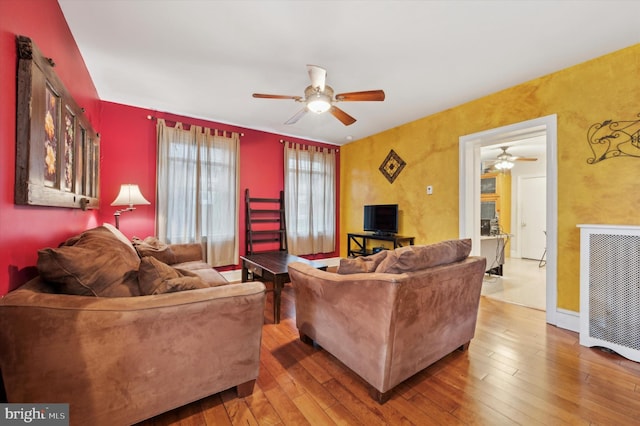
284;143;336;255
156;119;239;266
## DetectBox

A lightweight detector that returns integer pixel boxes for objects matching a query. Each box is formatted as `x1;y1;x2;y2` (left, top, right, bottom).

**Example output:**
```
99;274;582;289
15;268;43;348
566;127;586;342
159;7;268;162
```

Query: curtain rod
280;139;339;152
148;115;244;136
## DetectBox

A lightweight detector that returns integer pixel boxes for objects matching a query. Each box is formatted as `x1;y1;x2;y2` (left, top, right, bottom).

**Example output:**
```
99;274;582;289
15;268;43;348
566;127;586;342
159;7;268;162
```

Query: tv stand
347;232;415;257
372;231;394;237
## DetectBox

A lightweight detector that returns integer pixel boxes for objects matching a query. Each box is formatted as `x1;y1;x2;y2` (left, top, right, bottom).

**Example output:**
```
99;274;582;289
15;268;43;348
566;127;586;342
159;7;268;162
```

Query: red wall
99;103;340;269
0;0;102;294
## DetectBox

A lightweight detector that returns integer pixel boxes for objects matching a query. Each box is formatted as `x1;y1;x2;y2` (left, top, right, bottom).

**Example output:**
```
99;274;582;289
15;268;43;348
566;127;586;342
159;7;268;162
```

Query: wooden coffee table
241;252;327;324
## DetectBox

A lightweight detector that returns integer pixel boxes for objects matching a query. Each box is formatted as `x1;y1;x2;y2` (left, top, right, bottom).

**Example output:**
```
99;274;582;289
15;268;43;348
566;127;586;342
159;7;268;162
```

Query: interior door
520;176;546;260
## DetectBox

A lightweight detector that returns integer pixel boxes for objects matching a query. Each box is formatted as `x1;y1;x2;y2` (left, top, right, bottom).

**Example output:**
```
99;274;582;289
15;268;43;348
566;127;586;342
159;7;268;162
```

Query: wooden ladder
245;188;288;254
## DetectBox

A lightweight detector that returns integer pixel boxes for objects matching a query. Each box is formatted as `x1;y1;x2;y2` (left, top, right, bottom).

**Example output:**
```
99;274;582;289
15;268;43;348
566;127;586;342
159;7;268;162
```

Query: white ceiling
58;0;640;146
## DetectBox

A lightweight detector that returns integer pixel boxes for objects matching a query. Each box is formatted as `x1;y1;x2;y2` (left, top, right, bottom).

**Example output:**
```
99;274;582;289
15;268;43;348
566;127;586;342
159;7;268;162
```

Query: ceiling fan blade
307;65;326;91
335;90;385;102
253;93;302;100
329;106;356;126
514;157;538;162
284;107;308;125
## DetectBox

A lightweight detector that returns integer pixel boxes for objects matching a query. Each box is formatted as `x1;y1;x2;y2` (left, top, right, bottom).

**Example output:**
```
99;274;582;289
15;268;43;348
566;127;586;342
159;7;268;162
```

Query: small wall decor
587;113;640;164
15;35;99;209
379;149;406;183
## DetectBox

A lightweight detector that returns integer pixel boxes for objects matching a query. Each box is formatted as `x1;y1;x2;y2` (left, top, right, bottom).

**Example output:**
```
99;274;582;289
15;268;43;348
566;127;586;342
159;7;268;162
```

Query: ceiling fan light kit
494;159;515;170
306;86;332;114
252;64;385;126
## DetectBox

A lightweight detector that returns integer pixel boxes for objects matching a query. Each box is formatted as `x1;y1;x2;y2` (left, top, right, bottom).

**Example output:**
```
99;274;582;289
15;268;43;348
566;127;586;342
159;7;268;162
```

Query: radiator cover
578;224;640;362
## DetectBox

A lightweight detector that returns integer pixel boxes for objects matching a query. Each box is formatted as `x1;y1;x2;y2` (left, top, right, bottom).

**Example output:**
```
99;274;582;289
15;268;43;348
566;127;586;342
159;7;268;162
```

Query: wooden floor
137;285;640;425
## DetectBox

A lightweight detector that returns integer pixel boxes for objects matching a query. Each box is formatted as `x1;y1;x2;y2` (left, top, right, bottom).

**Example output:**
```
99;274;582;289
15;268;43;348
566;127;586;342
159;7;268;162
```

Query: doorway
459;115;557;325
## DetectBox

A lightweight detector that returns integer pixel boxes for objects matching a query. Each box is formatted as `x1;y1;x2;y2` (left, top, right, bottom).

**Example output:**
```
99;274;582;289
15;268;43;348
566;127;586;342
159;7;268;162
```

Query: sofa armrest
168;243;203;263
0;278;266;425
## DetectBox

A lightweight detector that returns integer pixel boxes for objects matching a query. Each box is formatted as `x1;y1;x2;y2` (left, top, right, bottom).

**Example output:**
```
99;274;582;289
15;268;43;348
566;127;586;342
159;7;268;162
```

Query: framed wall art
15;35;99;209
379;149;406;184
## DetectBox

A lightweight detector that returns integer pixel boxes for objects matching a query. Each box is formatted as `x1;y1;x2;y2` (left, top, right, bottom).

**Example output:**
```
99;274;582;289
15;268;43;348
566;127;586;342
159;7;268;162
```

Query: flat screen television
364;204;399;235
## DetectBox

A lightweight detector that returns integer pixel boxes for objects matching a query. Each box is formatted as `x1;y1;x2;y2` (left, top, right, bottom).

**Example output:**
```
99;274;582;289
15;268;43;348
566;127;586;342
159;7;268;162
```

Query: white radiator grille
588;233;640;352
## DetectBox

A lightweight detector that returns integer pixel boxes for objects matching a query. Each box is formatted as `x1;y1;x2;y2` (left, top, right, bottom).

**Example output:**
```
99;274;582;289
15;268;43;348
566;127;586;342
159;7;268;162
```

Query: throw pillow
337;250;388;274
132;236;178;265
102;222;138;255
138;256;209;295
375;239;472;274
37;226;141;297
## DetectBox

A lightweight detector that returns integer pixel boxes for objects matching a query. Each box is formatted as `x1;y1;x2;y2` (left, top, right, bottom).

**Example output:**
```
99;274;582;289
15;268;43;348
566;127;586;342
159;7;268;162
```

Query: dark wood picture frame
15;35;99;209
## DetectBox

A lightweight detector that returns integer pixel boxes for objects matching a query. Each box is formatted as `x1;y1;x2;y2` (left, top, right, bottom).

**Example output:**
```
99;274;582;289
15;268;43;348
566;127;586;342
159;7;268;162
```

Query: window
156;120;239;266
284;143;336;255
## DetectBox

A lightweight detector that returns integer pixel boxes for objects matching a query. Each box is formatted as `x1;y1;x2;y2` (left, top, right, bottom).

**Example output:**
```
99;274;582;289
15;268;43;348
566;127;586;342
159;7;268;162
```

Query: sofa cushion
37;226;141;297
375;239;472;274
138;256;209;295
132;236;178;265
337;250;388;274
172;261;229;287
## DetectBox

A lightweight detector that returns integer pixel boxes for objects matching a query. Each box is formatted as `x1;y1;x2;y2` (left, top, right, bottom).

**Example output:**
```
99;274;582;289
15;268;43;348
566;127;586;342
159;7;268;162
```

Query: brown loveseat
0;225;266;426
288;238;486;403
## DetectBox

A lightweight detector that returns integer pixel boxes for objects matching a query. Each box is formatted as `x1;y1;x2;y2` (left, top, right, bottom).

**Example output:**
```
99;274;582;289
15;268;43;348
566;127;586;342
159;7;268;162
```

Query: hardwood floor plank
269;324;335;385
321;378;400;426
435;363;549;425
291;392;337;426
220;389;259;426
260;383;311;426
388;392;460;425
481;369;584;424
198;395;233;426
323;400;367;426
243;385;284;425
413;375;517;425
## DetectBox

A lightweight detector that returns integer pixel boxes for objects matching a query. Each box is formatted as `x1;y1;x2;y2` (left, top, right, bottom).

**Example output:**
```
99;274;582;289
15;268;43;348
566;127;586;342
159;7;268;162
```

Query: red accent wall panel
0;0;101;294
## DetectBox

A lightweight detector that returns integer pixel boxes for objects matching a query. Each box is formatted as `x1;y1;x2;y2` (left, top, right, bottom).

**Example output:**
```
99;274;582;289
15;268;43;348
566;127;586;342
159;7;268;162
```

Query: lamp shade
111;184;150;207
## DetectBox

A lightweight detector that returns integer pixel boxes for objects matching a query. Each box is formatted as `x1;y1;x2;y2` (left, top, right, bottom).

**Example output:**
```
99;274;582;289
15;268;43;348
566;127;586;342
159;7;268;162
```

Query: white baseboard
554;308;580;333
220;256;342;284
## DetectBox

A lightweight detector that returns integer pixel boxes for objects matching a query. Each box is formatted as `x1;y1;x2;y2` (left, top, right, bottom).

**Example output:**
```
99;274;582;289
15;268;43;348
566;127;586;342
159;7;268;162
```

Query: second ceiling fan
489;146;538;170
252;65;385;126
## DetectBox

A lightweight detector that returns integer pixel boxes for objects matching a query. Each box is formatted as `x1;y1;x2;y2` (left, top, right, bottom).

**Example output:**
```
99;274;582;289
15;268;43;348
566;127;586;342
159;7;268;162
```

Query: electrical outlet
427;185;433;195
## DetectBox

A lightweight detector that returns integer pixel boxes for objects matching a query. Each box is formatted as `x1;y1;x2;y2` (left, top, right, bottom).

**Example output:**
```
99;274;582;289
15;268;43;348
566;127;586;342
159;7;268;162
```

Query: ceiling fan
252;64;385;126
489;146;538;170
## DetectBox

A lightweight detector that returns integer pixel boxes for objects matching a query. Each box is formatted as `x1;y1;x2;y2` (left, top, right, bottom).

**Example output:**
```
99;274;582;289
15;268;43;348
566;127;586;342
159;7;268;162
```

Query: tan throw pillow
102;222;138;255
337;250;388;274
37;226;141;297
375;239;472;274
138;256;209;295
132;236;178;264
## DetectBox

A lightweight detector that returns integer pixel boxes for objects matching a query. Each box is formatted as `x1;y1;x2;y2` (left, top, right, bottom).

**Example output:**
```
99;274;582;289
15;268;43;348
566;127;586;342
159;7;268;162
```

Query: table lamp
111;184;150;229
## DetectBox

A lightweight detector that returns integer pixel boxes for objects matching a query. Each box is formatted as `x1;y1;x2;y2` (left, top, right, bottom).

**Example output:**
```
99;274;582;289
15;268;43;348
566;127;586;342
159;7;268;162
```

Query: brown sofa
0;225;266;425
288;239;486;403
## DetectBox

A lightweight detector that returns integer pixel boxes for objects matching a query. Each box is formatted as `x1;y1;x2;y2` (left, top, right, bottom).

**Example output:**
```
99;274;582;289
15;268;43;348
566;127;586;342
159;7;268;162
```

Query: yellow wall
340;43;640;312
